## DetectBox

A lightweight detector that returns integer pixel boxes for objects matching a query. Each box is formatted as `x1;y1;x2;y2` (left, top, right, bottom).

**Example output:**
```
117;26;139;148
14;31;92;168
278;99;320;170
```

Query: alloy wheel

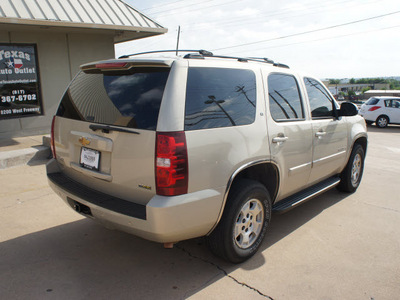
351;153;362;187
234;199;264;249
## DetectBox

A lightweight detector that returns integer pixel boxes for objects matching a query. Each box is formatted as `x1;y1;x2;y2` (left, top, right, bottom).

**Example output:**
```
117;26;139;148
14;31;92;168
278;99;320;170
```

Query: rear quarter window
184;67;257;130
366;98;379;105
57;67;170;130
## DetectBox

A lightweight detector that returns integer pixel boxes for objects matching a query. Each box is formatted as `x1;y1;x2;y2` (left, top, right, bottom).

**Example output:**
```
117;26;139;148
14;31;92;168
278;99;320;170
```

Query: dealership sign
0;44;43;119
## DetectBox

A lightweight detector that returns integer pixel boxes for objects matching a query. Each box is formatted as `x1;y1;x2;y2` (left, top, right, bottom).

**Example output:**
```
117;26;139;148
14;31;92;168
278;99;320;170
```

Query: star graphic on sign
4;59;14;68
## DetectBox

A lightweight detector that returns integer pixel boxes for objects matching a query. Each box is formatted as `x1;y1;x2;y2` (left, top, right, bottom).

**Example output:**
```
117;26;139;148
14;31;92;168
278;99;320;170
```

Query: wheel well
377;114;390;122
354;136;368;155
229;163;279;203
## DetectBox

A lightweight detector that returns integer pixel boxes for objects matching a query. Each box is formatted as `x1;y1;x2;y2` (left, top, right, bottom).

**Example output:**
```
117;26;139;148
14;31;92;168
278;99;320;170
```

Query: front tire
207;179;271;263
337;144;365;193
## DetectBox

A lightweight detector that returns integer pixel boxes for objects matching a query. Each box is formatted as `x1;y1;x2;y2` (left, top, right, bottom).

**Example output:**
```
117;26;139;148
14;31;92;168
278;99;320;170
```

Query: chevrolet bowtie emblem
79;137;91;146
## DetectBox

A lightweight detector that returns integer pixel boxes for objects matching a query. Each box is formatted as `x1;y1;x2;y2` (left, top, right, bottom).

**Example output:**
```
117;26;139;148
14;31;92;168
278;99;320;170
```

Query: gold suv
47;50;367;263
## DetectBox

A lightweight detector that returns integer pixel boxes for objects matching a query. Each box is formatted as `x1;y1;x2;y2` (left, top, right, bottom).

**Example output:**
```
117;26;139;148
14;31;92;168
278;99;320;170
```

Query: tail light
95;62;127;69
51;116;56;159
81;62;128;72
156;132;188;196
368;106;381;111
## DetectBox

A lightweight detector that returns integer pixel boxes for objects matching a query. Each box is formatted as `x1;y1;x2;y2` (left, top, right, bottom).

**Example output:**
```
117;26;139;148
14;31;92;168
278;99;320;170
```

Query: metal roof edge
0;17;167;34
115;32;164;44
364;90;400;93
118;0;166;29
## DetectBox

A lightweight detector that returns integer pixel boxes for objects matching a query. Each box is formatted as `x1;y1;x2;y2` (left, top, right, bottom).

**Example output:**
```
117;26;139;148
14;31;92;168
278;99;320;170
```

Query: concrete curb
0;136;51;170
0;146;51;169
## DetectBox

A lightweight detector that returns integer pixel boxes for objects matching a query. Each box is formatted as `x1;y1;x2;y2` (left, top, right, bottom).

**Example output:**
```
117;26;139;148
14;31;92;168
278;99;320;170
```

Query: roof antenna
176;26;181;56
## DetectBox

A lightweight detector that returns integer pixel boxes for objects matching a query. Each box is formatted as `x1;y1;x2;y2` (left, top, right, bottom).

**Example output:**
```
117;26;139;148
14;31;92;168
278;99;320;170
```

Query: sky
116;0;400;79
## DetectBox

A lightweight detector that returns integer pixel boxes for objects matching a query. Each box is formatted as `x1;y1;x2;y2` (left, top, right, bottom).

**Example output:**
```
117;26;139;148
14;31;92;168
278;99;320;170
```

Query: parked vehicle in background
359;96;400;128
47;50;368;263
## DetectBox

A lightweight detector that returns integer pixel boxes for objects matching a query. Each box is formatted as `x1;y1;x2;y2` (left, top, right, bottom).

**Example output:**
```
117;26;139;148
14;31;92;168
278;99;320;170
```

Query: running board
272;176;341;213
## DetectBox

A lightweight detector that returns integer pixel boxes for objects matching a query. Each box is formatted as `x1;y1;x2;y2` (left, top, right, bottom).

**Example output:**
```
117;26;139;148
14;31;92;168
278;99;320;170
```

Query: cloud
106;75;144;98
136;87;164;107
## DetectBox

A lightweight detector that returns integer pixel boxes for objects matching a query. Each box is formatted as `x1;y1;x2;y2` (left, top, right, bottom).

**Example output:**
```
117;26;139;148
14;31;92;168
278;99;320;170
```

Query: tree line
328;78;400;89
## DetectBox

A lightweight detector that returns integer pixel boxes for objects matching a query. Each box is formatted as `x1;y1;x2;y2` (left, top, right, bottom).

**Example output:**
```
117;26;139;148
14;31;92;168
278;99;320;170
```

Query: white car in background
359;96;400;128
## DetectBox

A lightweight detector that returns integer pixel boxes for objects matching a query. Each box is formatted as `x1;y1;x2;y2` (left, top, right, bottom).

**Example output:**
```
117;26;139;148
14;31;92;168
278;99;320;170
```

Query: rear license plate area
80;147;100;171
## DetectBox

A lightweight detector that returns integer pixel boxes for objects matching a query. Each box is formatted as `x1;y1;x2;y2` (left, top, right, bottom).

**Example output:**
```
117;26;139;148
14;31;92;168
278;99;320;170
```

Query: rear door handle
272;136;289;143
315;131;326;137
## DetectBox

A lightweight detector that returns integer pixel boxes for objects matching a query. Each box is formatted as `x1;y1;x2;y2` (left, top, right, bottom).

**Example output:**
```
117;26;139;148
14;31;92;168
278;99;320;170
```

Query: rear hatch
359;97;380;114
52;60;171;205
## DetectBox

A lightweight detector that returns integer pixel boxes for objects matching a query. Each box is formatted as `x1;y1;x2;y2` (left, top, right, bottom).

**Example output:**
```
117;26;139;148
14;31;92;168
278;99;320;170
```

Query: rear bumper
46;159;223;243
359;111;377;122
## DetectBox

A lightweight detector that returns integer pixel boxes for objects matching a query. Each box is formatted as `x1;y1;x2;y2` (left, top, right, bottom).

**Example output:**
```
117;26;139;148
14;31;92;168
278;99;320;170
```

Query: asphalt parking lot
1;126;399;300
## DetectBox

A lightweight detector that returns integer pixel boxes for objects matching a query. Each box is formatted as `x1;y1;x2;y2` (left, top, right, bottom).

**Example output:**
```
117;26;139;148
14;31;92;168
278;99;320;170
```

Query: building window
0;43;43;119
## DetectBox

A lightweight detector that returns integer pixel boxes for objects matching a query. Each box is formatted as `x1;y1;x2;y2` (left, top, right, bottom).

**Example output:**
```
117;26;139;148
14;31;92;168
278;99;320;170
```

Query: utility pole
235;85;255;107
175;26;181;55
205;95;236;126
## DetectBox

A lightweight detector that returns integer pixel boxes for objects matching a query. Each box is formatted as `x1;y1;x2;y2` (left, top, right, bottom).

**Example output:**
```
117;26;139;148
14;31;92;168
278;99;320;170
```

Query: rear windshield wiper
89;124;140;135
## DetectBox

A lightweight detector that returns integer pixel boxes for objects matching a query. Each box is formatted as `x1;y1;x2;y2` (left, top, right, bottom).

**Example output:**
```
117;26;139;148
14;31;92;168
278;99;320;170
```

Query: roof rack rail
118;49;213;59
185;53;250;62
118;49;289;68
272;62;290;69
184;52;290;68
247;57;275;64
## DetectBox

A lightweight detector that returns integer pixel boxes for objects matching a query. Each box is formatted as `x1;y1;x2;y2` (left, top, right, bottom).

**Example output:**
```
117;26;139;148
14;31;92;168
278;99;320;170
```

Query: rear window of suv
57;67;170;130
184;67;256;130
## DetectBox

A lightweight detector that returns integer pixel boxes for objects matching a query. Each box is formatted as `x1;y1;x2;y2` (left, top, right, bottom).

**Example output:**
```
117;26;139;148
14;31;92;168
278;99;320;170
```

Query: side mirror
338;102;358;117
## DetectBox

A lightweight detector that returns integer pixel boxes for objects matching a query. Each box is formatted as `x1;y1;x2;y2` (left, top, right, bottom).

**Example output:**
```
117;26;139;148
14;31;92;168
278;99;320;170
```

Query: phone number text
1;94;37;102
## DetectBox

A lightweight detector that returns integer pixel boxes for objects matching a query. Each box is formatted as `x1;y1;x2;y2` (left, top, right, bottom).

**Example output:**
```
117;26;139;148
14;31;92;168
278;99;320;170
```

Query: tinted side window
268;74;304;121
385;99;400;108
57;68;170;130
304;77;334;118
184;68;256;130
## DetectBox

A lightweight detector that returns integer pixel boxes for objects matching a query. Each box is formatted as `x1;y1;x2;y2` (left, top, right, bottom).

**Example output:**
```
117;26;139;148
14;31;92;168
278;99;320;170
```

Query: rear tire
376;115;389;128
207;179;271;263
337;144;365;193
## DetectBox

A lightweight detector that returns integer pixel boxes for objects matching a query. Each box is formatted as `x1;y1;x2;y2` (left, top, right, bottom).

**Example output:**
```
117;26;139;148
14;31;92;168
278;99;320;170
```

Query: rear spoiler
81;60;172;73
